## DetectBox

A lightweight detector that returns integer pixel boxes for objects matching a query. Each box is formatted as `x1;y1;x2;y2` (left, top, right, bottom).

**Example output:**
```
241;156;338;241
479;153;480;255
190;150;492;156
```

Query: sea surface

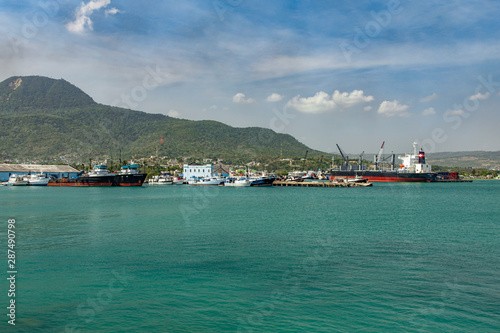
1;181;499;332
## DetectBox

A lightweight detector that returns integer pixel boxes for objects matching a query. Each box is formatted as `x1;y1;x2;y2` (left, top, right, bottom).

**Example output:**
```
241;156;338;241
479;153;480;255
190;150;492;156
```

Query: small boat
224;177;252;187
249;174;276;186
188;176;225;185
25;173;50;186
148;174;173;185
347;176;368;184
172;176;184;185
7;174;28;186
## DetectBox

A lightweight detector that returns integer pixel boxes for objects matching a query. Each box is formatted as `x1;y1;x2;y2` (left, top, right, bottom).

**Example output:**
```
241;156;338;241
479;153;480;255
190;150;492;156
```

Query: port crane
374;141;385;170
358;151;365;169
336;143;349;168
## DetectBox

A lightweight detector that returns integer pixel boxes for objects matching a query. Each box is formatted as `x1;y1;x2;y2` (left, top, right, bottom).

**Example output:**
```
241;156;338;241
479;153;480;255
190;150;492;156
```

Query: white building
183;163;213;179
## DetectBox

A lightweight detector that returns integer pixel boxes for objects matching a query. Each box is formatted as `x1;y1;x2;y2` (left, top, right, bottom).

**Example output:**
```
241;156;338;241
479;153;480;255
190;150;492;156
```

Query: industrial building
0;164;80;182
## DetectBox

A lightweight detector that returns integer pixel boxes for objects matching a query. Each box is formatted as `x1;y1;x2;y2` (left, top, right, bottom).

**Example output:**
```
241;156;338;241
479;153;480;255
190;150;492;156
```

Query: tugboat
114;164;147;186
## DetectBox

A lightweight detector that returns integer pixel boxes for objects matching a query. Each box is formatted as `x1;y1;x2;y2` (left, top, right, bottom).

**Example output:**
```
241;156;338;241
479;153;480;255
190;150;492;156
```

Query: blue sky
1;0;500;154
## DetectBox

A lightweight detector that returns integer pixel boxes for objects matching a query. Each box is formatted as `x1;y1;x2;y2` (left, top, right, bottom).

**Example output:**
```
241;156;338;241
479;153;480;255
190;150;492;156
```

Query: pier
272;181;372;187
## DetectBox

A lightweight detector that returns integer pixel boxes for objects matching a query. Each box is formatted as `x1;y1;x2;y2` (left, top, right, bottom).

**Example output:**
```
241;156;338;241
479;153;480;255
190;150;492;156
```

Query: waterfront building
183;163;214;180
0;164;80;182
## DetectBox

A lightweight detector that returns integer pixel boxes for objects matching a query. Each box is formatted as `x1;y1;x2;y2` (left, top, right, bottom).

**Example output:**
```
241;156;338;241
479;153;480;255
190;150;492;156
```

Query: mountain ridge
0;76;322;163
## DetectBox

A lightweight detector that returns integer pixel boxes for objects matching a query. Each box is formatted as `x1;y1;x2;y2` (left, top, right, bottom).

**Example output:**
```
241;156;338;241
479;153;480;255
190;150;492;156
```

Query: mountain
0;76;320;163
426;151;500;170
0;76;95;113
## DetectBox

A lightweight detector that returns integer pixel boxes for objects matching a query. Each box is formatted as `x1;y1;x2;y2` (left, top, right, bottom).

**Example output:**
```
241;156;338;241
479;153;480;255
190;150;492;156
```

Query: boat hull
250;177;276;187
114;173;147;186
48;175;115;186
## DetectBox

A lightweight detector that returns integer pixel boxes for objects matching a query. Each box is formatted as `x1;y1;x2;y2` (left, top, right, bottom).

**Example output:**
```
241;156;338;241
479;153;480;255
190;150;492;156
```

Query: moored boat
25;173;50;186
7;174;28;186
48;165;115;186
114;164;147;186
148;174;173;185
188;176;225;185
224;177;252;187
249;174;276;187
327;142;437;182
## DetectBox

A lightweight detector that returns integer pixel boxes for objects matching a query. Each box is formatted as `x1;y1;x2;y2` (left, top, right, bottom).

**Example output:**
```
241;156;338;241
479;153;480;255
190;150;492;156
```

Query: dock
272;180;372;187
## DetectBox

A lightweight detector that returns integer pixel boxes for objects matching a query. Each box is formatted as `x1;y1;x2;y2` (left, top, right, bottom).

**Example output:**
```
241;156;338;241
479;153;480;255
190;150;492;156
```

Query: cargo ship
327;142;437;182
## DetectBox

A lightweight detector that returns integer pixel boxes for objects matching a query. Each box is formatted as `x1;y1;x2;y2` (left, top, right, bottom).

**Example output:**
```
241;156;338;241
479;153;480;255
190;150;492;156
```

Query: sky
1;0;500;155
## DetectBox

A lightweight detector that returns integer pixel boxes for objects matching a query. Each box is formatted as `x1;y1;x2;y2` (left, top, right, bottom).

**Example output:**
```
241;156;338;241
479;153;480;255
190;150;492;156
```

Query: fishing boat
114;164;147;186
224;177;252;187
148;174;173;185
188;176;225;185
172;176;184;185
249;174;276;187
48;165;115;186
7;174;28;186
25;173;50;186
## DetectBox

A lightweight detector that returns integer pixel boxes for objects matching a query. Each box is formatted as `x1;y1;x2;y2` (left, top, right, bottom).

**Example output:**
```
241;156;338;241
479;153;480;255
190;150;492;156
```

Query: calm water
1;181;499;332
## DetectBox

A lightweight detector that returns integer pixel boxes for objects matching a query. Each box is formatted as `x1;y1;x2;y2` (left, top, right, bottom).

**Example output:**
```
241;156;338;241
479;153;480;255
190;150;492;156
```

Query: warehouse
0;164;80;182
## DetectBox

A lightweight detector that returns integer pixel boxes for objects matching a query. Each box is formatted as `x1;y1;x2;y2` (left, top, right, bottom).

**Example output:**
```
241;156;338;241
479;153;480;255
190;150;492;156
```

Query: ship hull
327;170;436;182
48;175;115;186
114;174;147;186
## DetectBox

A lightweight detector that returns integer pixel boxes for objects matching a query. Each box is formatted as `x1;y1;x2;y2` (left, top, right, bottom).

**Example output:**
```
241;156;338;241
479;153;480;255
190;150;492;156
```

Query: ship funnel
418;148;425;164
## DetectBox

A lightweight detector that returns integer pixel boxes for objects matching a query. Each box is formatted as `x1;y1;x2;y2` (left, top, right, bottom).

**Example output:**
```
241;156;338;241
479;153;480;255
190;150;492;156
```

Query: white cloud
105;8;121;17
266;93;284;102
377;100;410;117
420;93;437;103
167;109;180;117
232;93;255;104
332;90;374;108
285;90;374;114
363;106;372;111
469;91;490;100
422;107;436;116
66;0;115;34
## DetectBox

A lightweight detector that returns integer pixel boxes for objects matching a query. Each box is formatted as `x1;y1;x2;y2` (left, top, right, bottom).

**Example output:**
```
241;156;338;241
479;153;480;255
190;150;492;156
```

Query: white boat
148;175;173;185
172;177;184;185
25;173;50;186
224;177;252;187
7;174;28;186
188;176;225;185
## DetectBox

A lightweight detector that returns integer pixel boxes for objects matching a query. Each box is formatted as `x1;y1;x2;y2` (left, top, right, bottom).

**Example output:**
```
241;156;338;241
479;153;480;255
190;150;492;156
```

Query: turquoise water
1;181;499;332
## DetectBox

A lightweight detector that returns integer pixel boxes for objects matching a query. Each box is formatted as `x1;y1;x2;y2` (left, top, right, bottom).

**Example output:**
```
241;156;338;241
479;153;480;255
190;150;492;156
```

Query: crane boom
336;143;349;167
376;141;385;163
374;141;385;170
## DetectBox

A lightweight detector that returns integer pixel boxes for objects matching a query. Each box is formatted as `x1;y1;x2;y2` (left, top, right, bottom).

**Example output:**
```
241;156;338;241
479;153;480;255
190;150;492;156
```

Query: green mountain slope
0;76;319;163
